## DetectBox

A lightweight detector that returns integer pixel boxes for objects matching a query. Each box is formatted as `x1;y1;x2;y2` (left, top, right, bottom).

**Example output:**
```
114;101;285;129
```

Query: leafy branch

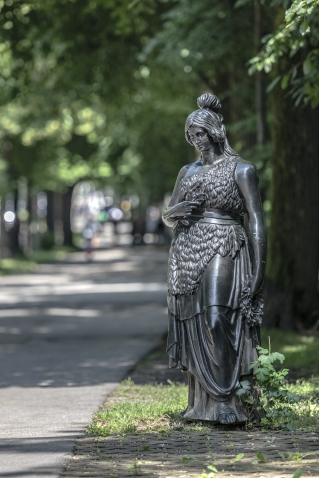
248;0;319;106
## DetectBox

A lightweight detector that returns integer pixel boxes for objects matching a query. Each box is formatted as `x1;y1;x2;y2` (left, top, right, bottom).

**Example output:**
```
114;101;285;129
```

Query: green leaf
256;452;266;463
266;75;282;93
234;0;250;8
259;355;274;364
255;368;270;381
252;459;259;465
242;395;254;404
281;74;290;90
236;388;248;396
207;465;218;472
287;392;301;402
234;453;244;462
240;380;251;388
286;423;295;431
293;468;304;478
300;22;310;35
271;352;285;363
303;58;313;75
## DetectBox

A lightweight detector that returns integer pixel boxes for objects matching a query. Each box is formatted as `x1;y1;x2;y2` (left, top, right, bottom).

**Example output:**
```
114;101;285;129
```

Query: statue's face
188;125;211;152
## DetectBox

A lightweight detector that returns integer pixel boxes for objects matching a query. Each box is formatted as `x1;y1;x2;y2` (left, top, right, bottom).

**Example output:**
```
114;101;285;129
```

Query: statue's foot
219;412;237;425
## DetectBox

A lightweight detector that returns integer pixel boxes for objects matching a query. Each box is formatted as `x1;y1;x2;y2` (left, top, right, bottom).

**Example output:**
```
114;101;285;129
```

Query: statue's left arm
235;162;267;296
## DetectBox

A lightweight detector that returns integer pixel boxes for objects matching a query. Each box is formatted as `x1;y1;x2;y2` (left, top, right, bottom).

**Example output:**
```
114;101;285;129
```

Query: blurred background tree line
0;0;319;330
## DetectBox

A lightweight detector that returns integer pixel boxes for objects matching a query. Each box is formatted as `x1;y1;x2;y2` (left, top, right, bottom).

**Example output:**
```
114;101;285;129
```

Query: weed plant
236;338;319;431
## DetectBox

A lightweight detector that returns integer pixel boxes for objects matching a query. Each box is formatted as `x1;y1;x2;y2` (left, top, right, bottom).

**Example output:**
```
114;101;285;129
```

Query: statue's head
185;93;226;150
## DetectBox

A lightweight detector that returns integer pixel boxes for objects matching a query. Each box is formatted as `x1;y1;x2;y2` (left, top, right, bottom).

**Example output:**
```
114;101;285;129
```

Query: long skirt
167;243;260;423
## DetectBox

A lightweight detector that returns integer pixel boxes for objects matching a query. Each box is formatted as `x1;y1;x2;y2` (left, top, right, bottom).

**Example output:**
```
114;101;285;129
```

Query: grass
88;328;319;437
261;328;319;378
88;378;188;436
88;377;319;436
0;258;38;275
0;246;78;275
286;378;319;430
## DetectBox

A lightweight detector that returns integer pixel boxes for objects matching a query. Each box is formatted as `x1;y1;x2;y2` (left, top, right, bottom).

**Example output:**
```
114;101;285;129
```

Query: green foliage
89;364;319;438
0;0;197;199
234;453;244;462
261;328;319;378
0;0;273;205
256;451;266;463
236;339;301;430
248;0;319;107
0;257;37;275
200;465;218;478
125;458;143;476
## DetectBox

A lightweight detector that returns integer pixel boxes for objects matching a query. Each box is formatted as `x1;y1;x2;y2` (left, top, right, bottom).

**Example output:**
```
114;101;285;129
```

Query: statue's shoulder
233;157;258;181
185;159;202;170
178;160;202;177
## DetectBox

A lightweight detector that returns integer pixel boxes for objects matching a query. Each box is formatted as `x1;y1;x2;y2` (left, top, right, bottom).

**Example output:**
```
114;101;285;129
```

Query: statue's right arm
162;166;188;227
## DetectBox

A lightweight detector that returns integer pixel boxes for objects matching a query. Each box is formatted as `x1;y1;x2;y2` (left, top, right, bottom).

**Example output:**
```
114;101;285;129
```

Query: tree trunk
8;189;20;256
46;190;55;233
254;1;266;145
62;186;74;247
264;77;319;329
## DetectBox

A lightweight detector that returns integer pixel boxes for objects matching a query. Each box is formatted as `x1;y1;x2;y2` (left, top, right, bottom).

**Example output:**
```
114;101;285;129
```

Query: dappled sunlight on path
0;248;168;477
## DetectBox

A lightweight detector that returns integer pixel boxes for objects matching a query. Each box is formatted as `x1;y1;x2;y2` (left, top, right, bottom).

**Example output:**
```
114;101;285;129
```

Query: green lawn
88;378;319;436
261;328;319;378
88;328;319;436
0;246;77;275
88;379;188;436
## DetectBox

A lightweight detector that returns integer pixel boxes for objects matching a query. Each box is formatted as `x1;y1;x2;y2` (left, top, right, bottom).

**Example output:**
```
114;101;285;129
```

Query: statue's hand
169;201;200;219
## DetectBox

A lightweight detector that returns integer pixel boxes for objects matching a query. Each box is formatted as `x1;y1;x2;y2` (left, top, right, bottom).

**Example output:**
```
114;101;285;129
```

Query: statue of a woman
163;93;267;425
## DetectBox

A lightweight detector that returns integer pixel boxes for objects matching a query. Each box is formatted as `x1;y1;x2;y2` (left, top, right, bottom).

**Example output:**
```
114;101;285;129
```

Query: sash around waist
202;208;242;220
188;214;242;226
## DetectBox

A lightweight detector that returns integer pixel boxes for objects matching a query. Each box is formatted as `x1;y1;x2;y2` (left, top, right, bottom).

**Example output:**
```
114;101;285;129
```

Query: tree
0;0;198;250
249;0;319;328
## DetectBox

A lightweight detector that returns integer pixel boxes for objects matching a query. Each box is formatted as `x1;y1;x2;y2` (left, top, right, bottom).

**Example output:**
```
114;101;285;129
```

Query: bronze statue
163;93;267;425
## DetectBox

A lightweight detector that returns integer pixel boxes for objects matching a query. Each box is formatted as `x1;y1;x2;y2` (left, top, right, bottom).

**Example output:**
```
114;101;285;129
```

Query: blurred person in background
82;215;100;260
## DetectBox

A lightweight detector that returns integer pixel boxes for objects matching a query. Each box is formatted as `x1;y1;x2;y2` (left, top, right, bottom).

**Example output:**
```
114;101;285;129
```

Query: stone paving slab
61;430;319;477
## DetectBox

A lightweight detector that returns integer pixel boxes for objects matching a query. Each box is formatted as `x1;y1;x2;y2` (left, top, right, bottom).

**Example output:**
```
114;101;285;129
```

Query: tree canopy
1;0;319;329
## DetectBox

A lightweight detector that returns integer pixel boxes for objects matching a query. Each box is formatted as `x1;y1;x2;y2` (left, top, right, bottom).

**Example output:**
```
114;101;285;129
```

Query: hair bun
197;93;221;113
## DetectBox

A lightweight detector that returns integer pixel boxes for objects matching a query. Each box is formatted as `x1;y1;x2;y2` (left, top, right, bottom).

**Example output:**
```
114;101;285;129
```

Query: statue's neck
201;142;224;165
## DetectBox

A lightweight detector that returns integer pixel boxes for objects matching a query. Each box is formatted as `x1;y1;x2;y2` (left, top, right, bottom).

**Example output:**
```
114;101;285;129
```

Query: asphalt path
0;247;169;477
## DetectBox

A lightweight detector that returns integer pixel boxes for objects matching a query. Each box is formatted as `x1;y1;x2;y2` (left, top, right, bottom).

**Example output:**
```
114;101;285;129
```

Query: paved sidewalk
62;430;319;477
0;248;168;477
